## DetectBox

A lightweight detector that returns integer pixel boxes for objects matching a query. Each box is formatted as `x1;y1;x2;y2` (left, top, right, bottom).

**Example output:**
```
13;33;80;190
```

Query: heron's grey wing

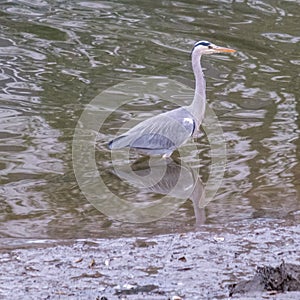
108;121;176;151
131;132;175;150
109;107;195;151
108;116;164;150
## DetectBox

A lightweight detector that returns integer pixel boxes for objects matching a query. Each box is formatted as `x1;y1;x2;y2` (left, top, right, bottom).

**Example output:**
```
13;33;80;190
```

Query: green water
0;0;299;239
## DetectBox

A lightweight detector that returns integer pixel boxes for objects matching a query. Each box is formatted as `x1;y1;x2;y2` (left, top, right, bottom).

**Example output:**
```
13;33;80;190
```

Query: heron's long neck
187;53;206;127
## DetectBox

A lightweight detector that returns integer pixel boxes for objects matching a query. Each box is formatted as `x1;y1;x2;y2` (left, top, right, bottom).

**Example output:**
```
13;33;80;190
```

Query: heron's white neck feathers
187;51;206;128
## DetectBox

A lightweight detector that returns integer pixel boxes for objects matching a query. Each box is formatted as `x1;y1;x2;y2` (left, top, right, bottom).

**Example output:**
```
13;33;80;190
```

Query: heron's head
192;40;236;55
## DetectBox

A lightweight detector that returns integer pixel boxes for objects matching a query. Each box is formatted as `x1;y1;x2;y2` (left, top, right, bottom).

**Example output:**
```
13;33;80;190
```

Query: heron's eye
208;45;213;49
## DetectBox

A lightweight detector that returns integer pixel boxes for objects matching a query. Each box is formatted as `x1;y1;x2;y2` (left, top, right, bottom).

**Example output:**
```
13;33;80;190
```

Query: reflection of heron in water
109;40;236;157
111;156;206;227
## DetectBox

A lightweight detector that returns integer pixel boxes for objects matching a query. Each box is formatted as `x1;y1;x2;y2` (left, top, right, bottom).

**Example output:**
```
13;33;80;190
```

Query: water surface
0;0;299;239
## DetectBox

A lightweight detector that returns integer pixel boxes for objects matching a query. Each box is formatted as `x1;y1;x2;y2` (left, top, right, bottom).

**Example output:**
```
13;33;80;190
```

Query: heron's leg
192;129;203;138
162;150;174;159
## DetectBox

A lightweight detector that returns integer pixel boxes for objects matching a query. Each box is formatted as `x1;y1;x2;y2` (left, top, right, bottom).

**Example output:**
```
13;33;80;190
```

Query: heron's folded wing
108;107;195;150
131;132;175;150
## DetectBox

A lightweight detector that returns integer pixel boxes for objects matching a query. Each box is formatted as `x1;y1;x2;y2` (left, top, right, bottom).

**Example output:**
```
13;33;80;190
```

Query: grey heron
108;40;236;157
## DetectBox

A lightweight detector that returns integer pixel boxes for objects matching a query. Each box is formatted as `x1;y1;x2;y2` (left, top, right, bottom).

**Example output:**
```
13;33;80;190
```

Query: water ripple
262;32;300;43
0;0;299;238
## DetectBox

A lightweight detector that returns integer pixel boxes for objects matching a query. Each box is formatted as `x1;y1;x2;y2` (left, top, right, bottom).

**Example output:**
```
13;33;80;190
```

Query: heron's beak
213;46;236;53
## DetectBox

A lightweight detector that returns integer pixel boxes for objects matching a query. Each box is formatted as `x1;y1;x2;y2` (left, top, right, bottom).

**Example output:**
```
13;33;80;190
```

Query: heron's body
109;106;195;156
109;40;235;156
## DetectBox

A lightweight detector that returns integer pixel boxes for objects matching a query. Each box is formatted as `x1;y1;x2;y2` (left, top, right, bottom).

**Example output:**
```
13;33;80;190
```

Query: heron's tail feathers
108;135;129;149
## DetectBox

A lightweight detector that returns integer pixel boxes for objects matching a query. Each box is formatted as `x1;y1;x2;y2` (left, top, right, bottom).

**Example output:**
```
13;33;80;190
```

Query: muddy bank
0;218;299;299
